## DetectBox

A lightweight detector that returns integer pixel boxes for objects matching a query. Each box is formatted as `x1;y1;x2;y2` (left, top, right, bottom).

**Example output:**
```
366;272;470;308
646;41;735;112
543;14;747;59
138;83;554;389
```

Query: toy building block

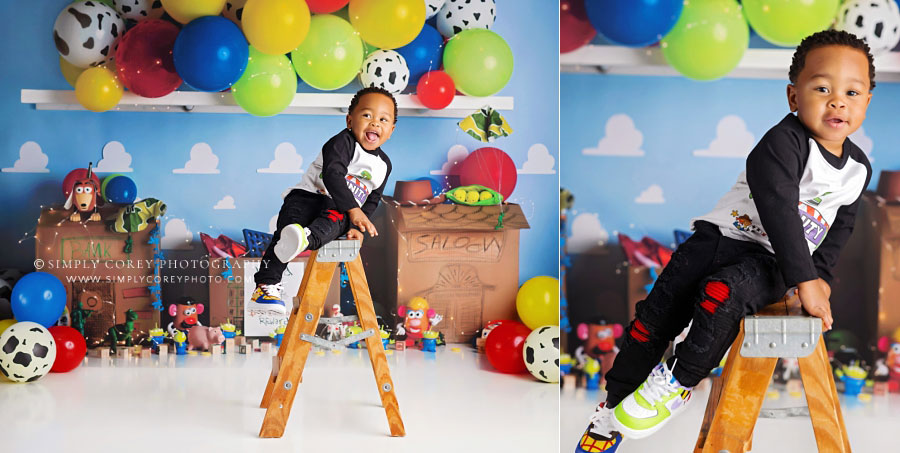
562;374;577;392
476;337;486;352
395;341;406;351
116;347;131;359
235;336;246;346
140;348;151;359
240;344;252;354
225;338;235;355
90;348;110;359
260;342;271;353
157;345;168;359
874;381;889;396
252;339;260;350
211;344;223;355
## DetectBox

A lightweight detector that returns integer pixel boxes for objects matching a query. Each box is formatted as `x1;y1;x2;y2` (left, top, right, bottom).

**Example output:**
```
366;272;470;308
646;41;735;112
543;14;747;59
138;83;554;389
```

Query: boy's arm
746;128;819;287
358;152;392;219
321;132;362;213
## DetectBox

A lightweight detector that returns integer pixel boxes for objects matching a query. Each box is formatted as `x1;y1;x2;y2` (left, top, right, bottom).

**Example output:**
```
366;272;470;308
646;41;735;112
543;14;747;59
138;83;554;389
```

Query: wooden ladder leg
346;256;406;437
798;336;852;453
259;252;337;438
702;323;777;453
694;334;741;453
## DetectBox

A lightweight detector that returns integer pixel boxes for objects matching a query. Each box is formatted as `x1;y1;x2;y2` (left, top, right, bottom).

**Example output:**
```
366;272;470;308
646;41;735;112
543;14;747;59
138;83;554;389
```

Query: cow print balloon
53;1;125;68
359;50;410;94
0;322;56;383
436;0;495;38
112;0;164;21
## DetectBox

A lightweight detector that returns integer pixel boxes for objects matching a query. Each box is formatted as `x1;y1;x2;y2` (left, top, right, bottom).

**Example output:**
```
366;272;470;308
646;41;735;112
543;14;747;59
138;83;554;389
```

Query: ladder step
318;315;358;325
300;329;375;350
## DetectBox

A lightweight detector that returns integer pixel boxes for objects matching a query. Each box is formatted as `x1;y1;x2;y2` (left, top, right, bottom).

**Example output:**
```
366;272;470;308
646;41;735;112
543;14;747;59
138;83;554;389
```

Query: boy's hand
348;208;378;237
346;228;364;243
797;279;833;331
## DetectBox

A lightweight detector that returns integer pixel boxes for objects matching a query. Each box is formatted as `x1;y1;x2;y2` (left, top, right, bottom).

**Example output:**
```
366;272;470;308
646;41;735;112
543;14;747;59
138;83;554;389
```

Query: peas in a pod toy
446;184;503;206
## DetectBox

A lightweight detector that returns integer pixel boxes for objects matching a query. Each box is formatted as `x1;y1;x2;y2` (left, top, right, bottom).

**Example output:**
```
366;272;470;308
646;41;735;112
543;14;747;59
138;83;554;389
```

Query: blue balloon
415;176;444;197
585;0;684;47
396;24;444;85
105;175;137;204
174;16;249;92
11;272;66;328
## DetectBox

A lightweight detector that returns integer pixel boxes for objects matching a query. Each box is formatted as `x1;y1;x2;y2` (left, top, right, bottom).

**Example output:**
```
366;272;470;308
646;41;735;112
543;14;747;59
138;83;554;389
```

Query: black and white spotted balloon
425;0;445;19
112;0;164;21
359;50;410;94
436;0;495;38
222;0;248;27
0;322;56;383
53;1;125;68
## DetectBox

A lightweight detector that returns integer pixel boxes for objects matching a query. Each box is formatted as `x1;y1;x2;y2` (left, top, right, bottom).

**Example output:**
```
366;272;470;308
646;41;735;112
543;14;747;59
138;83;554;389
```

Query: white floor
561;380;900;452
0;346;559;453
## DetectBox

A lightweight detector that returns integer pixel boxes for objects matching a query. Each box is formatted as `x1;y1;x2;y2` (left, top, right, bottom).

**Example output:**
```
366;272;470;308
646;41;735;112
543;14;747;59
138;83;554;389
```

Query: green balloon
443;29;514;97
661;0;749;81
291;14;363;91
101;173;125;201
231;47;298;117
743;0;839;47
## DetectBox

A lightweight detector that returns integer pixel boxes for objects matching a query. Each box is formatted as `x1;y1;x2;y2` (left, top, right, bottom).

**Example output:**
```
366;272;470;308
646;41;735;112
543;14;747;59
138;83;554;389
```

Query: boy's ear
346;114;352;129
786;84;798;112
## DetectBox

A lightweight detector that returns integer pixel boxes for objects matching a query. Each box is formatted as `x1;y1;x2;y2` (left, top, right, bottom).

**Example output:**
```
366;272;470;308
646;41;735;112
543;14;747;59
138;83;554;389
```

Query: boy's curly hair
349;86;399;123
789;29;876;89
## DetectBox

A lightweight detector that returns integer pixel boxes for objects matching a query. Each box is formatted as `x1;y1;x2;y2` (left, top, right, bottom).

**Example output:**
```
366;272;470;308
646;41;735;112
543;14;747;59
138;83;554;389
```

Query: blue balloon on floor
415;177;444;197
396;24;444;85
105;175;137;204
11;272;66;328
585;0;684;47
174;16;249;92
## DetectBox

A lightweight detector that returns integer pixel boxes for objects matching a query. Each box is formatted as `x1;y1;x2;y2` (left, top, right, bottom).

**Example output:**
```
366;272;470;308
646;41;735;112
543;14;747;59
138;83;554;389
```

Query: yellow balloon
349;0;425;49
242;0;311;55
516;276;560;330
59;56;85;88
75;66;123;112
0;319;16;336
160;0;227;24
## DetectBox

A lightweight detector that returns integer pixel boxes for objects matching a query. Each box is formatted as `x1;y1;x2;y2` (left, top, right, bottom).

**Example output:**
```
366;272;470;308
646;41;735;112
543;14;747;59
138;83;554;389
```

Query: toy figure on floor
166;296;204;337
188;326;225;352
64;162;102;222
878;337;900;392
576;318;623;387
173;330;187;355
422;331;439;352
395;297;442;349
71;300;95;337
107;309;138;354
325;303;348;342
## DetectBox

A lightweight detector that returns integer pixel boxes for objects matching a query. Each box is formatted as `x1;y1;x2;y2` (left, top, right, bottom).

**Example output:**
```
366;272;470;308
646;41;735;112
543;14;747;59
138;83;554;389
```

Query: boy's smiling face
788;45;872;155
346;93;396;151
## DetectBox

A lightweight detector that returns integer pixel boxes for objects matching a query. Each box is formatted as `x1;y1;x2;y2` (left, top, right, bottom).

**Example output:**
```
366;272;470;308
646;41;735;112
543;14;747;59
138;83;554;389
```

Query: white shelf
561;44;900;82
20;90;514;118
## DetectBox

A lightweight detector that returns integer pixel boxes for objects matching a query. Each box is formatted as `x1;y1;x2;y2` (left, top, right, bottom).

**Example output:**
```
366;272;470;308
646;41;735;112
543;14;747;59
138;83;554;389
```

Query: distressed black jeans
604;221;788;407
254;190;351;286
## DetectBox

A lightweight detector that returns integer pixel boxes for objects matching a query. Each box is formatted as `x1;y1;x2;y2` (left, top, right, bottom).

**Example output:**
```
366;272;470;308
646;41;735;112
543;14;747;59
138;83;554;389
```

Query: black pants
254;190;351;286
604;221;788;407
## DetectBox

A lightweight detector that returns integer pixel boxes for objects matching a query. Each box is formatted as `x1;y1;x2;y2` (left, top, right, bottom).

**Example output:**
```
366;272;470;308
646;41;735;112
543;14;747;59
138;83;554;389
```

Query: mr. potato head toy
395;296;443;348
63;163;102;222
166;296;205;337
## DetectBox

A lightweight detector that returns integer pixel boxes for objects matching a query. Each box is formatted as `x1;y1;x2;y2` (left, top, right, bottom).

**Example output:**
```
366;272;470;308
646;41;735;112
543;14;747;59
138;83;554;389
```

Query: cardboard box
384;202;530;343
207;256;340;336
35;207;161;342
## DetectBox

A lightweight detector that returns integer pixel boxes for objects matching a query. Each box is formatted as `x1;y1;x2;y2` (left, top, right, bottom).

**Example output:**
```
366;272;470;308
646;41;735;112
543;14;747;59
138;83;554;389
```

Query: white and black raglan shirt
692;113;871;286
284;128;392;219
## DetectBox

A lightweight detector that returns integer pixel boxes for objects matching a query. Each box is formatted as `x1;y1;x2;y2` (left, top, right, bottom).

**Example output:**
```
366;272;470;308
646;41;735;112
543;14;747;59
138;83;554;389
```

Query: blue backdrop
0;1;559;285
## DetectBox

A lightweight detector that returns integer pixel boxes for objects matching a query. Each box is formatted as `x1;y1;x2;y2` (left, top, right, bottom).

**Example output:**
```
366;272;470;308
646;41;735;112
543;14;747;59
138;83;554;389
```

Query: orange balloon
75;66;123;112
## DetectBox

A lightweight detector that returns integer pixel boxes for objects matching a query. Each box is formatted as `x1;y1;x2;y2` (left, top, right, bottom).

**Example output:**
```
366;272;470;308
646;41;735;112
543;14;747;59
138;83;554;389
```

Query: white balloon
359;50;410;94
112;0;165;21
53;2;125;68
837;0;900;55
523;325;560;383
425;0;445;19
436;0;495;38
0;322;57;383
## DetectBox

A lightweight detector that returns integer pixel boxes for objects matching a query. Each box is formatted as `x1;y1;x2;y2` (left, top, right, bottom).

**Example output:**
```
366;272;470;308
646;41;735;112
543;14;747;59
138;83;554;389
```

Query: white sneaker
612;361;692;439
274;224;309;263
250;283;286;314
575;402;623;452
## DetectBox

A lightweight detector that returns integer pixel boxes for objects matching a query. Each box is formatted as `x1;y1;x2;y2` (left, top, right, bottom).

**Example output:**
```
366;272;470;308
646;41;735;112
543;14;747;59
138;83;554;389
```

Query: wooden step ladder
694;294;850;453
258;239;405;438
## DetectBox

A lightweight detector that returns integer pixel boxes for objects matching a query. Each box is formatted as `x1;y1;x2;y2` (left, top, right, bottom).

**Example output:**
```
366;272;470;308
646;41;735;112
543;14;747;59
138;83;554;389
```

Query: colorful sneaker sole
611;388;691;439
575;427;623;453
274;224;308;263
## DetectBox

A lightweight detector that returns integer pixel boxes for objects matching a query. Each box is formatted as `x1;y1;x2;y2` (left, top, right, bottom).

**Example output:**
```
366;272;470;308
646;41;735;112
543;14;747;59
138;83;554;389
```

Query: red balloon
416;70;455;110
561;0;596;53
307;0;350;13
48;326;87;373
62;168;101;198
485;321;532;373
458;147;518;200
115;19;182;98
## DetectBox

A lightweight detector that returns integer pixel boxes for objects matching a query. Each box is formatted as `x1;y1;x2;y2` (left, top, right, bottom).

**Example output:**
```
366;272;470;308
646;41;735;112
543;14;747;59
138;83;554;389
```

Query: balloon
242;0;311;55
59;55;85;88
359;50;410;93
63;168;101;198
115;19;182;97
435;0;496;38
48;326;86;373
111;0;165;21
10;273;67;328
416;70;455;110
232;47;298;116
523;325;560;383
660;0;748;81
75;66;123;112
349;0;425;49
584;0;683;47
485;321;531;373
396;24;444;85
560;0;596;53
836;0;900;55
174;16;249;91
104;175;137;204
160;0;226;24
0;319;15;336
100;173;124;200
0;322;57;383
744;0;839;47
290;14;363;91
415;177;445;197
307;0;349;13
516;276;560;330
458;147;517;200
222;0;247;26
53;1;125;68
443;29;513;97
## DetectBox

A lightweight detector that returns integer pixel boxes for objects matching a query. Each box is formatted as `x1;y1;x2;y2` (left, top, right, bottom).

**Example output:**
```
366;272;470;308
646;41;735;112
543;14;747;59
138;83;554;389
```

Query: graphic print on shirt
346;175;371;205
798;201;829;248
730;210;767;237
